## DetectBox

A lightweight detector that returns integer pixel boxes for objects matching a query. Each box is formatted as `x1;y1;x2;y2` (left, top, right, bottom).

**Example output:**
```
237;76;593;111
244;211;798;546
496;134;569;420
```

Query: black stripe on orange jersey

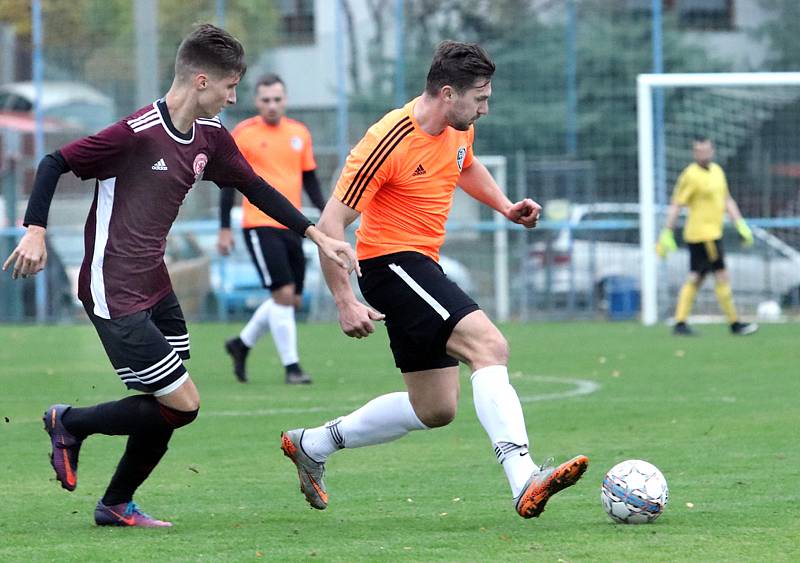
352;124;414;208
342;116;414;207
346;124;414;208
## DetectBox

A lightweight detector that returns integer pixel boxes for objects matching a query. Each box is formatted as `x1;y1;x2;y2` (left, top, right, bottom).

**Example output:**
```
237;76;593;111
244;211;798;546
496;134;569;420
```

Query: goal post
637;72;800;326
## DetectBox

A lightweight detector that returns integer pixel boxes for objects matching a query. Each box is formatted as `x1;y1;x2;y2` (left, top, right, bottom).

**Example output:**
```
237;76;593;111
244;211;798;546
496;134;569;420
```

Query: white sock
240;298;273;348
269;302;299;366
301;392;428;462
471;365;537;498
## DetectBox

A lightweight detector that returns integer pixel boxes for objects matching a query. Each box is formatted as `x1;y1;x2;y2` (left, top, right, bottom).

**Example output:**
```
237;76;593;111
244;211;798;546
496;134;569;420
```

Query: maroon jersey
61;100;260;319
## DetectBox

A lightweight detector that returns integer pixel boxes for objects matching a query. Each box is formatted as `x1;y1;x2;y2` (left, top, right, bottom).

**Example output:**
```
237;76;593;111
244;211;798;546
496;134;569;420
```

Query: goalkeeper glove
736;219;754;247
656;228;677;258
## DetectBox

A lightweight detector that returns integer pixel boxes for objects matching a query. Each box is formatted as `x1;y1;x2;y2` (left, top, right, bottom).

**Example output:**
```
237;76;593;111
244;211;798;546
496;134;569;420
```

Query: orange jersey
333;97;474;261
231;116;316;229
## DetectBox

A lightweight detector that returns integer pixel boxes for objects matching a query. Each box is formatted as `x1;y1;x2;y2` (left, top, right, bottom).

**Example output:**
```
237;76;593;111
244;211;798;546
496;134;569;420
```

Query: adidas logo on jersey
412;163;426;176
151;158;168;171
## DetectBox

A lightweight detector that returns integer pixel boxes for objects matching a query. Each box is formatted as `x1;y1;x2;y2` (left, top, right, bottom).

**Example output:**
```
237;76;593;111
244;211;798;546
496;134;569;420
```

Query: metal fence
2;0;799;323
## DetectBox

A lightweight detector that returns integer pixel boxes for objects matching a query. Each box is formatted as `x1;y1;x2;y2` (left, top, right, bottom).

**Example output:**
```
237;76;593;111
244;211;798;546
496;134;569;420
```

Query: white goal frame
637;72;800;325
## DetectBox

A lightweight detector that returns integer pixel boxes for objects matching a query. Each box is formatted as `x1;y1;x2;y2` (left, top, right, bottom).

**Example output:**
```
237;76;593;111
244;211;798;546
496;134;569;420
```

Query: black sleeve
23;151;72;228
238;178;313;236
219;187;236;229
302;170;326;212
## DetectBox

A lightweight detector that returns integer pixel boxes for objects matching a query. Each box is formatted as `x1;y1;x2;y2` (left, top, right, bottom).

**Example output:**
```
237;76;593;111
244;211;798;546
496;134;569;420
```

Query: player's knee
272;284;296;306
478;331;509;365
418;405;457;428
158;403;199;429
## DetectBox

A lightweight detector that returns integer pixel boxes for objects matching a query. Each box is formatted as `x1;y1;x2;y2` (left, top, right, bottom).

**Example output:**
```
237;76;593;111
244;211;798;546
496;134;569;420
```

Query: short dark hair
175;23;247;80
425;41;495;96
693;135;711;144
255;73;285;91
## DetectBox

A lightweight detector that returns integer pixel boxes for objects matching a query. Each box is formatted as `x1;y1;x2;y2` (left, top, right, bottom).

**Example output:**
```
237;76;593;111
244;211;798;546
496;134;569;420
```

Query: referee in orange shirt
280;42;588;519
218;74;326;384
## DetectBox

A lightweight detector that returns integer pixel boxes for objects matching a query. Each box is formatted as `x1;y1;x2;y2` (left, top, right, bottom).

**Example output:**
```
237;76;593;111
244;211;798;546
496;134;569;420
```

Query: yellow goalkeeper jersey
671;162;729;243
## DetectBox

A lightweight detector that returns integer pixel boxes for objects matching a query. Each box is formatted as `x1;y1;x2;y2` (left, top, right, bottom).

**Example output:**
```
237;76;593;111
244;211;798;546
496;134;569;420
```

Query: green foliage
0;321;798;560
2;1;278;113
354;1;735;200
755;0;800;70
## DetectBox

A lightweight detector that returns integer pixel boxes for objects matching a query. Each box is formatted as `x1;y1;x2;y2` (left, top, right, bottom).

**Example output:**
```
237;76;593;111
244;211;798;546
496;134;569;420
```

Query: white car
187;207;476;320
0;81;115;134
523;202;800;311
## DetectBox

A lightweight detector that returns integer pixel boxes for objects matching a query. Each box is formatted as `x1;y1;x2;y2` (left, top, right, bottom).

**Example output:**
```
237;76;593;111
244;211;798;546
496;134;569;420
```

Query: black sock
62;395;170;439
285;362;301;374
101;429;172;506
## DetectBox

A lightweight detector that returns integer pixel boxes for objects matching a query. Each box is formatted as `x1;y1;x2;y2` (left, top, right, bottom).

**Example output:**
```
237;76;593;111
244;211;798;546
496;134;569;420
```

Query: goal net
638;73;800;325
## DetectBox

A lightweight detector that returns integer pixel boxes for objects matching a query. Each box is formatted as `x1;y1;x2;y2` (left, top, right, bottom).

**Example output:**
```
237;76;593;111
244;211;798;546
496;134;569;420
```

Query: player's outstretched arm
458;158;512;212
317;198;384;338
458;158;541;228
3;151;71;279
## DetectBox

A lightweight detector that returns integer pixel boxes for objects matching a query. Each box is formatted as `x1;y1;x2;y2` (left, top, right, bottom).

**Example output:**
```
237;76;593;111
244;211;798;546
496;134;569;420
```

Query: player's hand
506;198;541;229
736;219;754;247
2;225;48;279
217;228;234;256
315;232;361;277
338;300;385;338
656;228;677;258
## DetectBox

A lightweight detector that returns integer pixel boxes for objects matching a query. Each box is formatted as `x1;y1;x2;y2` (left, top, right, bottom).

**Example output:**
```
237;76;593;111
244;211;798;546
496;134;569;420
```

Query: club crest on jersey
456;146;467;172
290;136;303;151
193;153;208;182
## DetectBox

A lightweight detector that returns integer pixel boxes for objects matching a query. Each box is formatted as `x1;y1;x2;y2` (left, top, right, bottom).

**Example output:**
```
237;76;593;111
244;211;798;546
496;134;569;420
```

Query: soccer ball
601;459;668;524
756;300;781;320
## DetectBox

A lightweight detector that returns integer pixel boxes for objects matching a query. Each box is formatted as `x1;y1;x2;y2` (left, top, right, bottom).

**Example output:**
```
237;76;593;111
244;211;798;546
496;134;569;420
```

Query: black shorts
85;291;190;396
688;239;726;273
243;227;305;293
358;251;480;373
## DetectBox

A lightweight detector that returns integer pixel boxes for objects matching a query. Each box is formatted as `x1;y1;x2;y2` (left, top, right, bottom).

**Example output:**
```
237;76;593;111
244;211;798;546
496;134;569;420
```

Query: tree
351;0;732;200
755;0;800;71
0;0;279;113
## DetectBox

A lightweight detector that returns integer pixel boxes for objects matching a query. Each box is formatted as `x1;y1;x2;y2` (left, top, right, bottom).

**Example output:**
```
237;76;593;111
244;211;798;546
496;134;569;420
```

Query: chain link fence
2;0;799;323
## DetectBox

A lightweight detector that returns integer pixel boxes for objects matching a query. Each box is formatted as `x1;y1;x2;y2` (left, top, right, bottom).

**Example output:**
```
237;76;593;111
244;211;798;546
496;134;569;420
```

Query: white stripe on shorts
116;350;183;385
248;230;272;286
153;373;189;397
388;263;450;320
165;334;190;352
116;349;176;377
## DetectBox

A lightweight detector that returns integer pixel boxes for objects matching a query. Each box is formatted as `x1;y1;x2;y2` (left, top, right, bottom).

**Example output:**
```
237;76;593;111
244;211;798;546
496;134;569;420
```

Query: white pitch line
207;375;600;417
518;375;601;403
3;376;600;424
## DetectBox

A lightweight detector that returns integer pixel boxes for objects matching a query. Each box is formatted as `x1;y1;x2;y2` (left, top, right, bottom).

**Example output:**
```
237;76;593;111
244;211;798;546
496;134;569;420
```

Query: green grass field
1;321;798;562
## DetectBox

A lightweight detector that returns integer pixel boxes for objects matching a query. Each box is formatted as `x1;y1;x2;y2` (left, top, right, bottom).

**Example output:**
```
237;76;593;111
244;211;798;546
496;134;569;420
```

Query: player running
218;73;326;384
281;40;588;519
3;24;356;528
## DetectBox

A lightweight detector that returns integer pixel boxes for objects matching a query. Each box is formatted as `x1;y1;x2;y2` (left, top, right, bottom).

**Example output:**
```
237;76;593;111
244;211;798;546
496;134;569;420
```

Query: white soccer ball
756;300;781;321
601;459;669;524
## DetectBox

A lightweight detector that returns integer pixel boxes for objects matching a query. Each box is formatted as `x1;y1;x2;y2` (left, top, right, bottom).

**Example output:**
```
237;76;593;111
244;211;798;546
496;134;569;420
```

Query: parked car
47;227;210;319
0;81;115;134
190;207;476;319
0;81;117;198
523;202;800;310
